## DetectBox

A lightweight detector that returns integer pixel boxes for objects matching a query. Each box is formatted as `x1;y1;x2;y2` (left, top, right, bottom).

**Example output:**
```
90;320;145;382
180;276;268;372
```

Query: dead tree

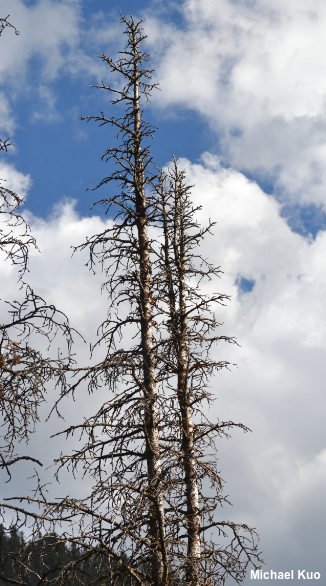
8;12;169;586
1;14;261;586
0;16;19;154
153;159;261;586
0;17;75;478
75;13;167;583
0;16;19;37
0;193;74;481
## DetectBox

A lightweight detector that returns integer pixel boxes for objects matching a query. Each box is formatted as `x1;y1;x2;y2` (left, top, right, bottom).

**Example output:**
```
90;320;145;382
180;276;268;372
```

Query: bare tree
153;159;260;586
0;17;75;479
1;13;262;586
49;12;167;584
0;16;19;154
2;12;168;586
0;16;19;37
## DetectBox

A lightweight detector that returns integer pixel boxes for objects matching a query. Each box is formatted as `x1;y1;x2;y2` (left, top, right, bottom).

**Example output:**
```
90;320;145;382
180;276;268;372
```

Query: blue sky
2;0;217;218
1;1;326;584
3;0;326;237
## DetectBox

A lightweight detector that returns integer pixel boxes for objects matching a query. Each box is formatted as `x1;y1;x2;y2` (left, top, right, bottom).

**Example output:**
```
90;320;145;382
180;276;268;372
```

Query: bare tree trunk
132;22;166;586
1;18;262;586
161;168;201;586
176;213;201;586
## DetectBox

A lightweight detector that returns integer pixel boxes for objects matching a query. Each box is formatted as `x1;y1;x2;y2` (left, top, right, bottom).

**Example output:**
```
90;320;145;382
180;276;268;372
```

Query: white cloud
0;92;16;136
0;0;81;84
31;85;62;122
0;0;80;131
0;0;122;129
162;155;326;575
0;161;32;199
24;199;110;338
0;0;130;85
3;0;326;206
1;0;326;568
0;0;325;576
1;155;325;576
145;0;326;205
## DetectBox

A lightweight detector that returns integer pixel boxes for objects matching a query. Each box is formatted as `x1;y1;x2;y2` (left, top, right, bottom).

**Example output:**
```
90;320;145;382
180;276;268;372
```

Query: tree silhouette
0;15;75;479
1;13;262;586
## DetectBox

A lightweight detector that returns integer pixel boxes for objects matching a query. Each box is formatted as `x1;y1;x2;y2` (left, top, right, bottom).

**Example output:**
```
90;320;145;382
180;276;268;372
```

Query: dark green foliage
0;524;25;584
0;525;131;586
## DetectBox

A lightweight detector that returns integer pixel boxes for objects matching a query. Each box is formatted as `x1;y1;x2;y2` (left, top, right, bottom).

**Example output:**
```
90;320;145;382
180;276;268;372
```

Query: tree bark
132;24;166;586
162;171;201;586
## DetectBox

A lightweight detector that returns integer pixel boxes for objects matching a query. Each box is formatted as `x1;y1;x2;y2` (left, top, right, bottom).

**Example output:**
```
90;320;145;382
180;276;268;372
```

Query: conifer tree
53;13;167;584
0;15;74;478
154;159;259;586
1;14;261;586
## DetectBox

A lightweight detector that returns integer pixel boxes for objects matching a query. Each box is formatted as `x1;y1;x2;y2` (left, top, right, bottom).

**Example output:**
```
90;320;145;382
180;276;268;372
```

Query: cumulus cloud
145;0;326;206
0;161;32;199
0;0;81;84
0;92;16;136
24;199;110;337
31;85;62;122
171;154;326;578
1;1;325;576
3;0;326;207
0;0;123;128
0;196;112;503
1;156;325;579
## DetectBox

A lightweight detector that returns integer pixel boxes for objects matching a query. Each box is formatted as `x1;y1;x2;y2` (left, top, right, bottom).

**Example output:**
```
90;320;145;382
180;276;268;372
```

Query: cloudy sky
1;0;326;583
